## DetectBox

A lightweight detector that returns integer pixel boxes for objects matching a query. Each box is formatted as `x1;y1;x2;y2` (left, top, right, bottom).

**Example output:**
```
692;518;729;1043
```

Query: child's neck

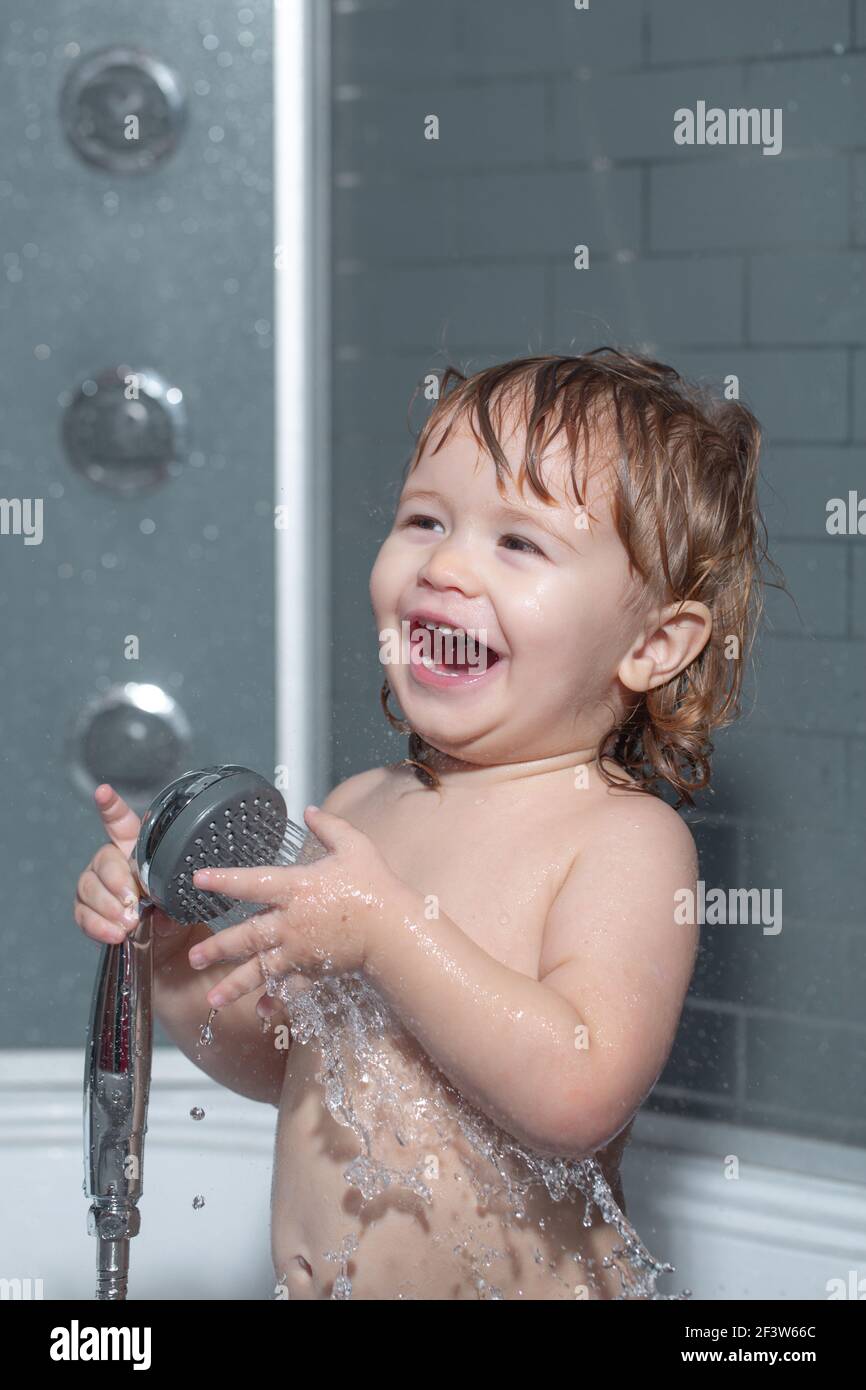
419;742;599;790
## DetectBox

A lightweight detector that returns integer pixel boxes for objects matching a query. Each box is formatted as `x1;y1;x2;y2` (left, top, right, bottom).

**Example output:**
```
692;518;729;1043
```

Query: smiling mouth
406;618;503;687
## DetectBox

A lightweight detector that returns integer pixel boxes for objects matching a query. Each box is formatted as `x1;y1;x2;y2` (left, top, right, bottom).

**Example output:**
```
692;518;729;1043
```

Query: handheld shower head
133;764;290;923
85;763;320;1300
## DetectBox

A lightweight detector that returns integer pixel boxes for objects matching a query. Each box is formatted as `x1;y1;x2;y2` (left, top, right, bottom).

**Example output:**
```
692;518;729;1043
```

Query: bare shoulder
583;777;698;870
320;765;391;817
540;779;699;982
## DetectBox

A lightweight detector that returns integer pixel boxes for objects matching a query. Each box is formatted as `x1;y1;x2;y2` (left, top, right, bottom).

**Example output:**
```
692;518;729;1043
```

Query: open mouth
406;618;502;688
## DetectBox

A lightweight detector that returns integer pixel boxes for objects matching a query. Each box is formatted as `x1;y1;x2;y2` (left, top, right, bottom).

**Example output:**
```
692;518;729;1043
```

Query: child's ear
618;601;712;694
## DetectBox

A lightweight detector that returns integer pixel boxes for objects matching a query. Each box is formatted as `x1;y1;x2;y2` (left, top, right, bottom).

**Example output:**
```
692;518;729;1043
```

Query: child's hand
73;783;187;948
186;806;397;1008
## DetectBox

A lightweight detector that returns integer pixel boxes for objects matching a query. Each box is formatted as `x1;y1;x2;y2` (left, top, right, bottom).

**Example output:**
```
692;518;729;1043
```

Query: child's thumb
94;783;141;851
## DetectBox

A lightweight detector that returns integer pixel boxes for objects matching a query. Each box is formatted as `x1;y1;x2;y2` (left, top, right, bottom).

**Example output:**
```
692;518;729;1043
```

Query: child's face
369;414;651;767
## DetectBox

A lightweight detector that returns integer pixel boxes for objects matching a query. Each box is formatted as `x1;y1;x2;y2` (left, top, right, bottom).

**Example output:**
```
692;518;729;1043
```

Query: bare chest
345;781;579;977
271;773;636;1292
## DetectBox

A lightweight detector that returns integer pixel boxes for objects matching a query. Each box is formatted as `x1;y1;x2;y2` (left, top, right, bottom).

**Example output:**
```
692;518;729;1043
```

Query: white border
274;0;331;819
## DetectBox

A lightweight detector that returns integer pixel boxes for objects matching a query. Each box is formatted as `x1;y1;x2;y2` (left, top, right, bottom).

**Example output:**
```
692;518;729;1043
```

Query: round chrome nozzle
133;765;289;923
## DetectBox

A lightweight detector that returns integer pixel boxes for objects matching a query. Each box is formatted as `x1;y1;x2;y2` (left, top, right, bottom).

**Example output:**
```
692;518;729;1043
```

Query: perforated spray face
134;765;290;924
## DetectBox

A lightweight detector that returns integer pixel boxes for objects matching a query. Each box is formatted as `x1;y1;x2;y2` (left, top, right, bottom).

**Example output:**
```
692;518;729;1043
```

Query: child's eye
399;516;543;555
501;534;544;556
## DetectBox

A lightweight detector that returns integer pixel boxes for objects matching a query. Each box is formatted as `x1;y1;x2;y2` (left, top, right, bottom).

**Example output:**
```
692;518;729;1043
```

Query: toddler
74;348;770;1299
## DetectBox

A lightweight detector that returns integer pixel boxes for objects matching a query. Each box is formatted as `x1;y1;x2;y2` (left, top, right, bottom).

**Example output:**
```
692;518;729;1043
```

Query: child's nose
417;537;479;593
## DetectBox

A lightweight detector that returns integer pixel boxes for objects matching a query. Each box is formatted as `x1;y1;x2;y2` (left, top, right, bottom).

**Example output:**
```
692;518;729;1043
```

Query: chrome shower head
133;764;290;923
86;763;316;1300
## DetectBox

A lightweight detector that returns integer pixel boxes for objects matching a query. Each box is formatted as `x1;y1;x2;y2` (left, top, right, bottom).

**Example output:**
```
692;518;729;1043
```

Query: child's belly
270;1033;636;1301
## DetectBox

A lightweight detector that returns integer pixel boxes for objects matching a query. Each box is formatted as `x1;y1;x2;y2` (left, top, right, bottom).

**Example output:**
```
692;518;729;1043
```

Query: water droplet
190;1106;205;1121
192;1194;205;1210
199;1008;218;1047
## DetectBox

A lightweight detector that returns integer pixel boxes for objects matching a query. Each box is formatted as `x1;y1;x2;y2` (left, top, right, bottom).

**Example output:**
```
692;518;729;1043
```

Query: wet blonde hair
381;347;780;808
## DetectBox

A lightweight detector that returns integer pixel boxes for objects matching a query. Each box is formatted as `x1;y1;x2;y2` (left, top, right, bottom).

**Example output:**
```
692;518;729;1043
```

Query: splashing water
204;809;688;1300
263;968;689;1302
198;1009;217;1048
325;1232;359;1300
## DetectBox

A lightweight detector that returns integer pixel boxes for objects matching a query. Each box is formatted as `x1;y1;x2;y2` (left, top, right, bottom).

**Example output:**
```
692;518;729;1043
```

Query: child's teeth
415;618;496;673
421;655;458;673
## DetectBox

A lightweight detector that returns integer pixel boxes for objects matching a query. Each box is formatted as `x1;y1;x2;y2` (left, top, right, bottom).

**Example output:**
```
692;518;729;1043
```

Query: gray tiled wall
330;0;866;1146
0;1;275;1046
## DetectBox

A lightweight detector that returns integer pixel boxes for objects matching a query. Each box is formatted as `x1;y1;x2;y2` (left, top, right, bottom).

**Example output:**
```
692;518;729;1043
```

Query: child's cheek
368;544;396;621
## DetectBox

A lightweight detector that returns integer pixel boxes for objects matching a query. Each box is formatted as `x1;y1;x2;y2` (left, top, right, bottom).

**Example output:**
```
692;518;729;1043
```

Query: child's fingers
203;953;282;1010
93;783;141;854
187;907;287;971
74;899;129;945
191;863;293;904
92;844;139;904
77;867;138;929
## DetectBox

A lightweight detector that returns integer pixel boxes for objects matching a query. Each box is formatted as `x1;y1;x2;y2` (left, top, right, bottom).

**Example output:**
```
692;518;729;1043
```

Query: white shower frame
274;0;331;817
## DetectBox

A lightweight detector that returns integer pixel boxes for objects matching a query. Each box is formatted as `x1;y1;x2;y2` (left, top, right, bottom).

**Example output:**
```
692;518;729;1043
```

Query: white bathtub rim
1;1048;864;1298
2;1049;861;1177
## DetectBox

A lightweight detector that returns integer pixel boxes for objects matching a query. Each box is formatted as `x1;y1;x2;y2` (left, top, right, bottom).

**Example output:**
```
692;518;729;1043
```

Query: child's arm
365;795;700;1158
153;923;290;1106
